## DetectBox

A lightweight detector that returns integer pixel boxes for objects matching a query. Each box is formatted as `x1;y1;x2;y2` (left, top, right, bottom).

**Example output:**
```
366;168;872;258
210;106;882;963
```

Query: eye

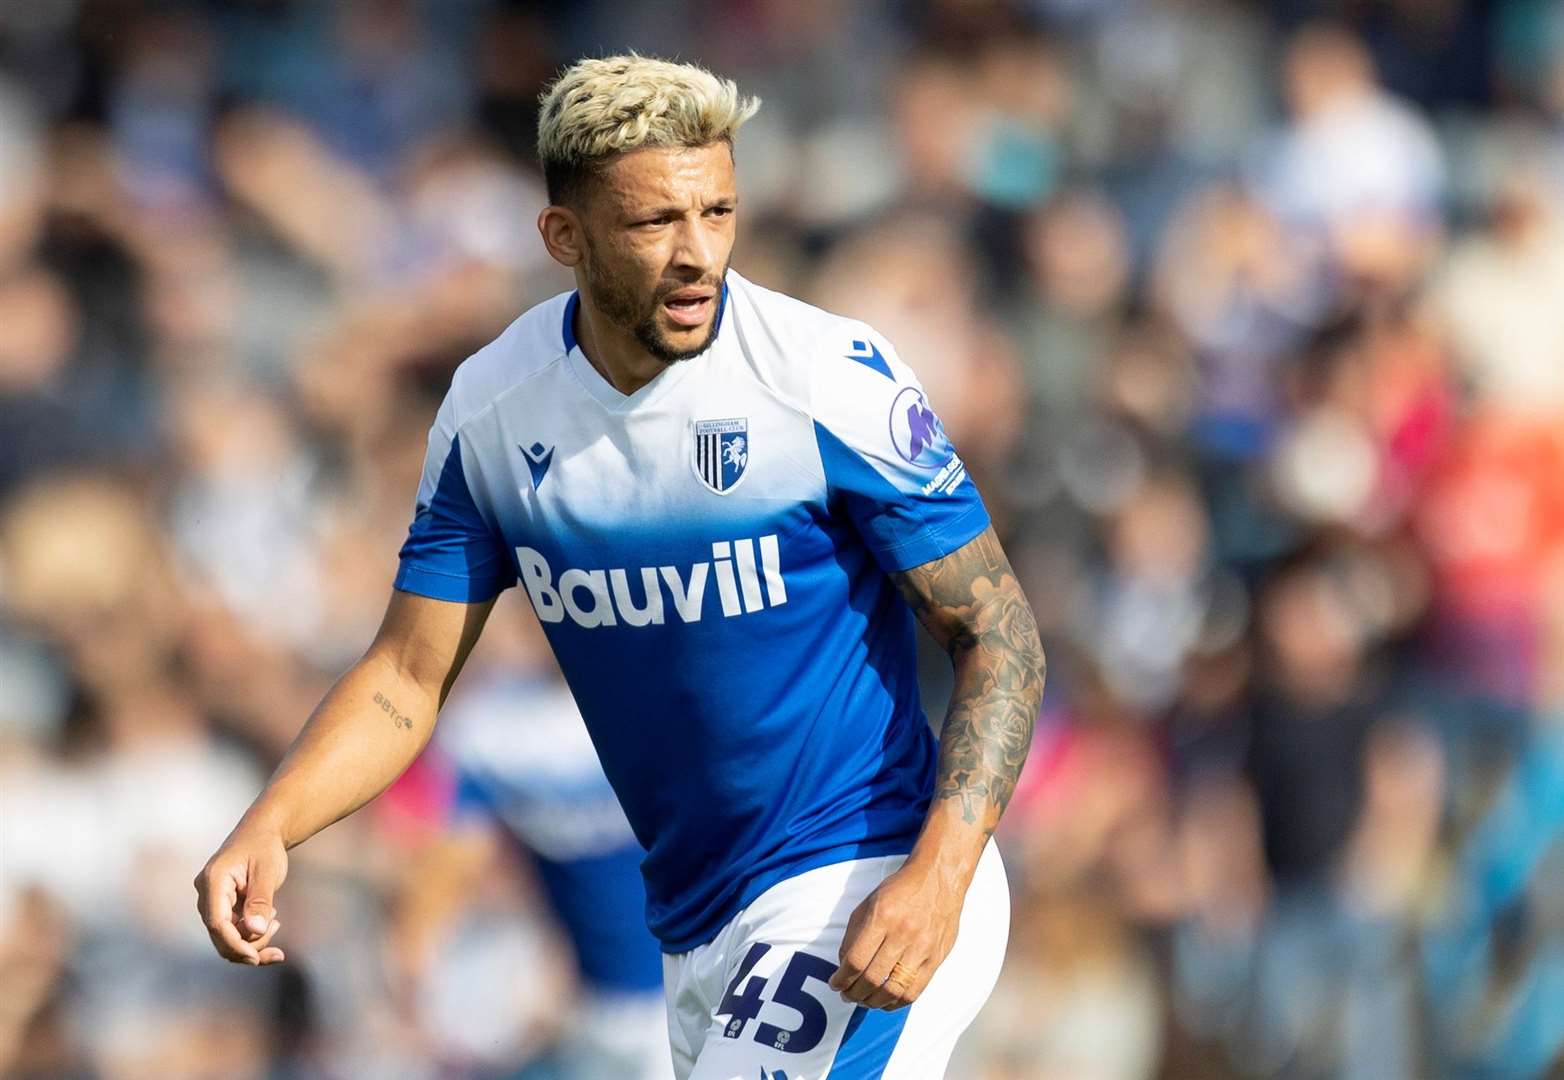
707;205;734;217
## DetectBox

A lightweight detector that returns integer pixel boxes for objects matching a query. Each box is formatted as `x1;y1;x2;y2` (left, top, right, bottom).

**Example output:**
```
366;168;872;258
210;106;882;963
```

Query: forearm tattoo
890;527;1045;835
373;691;414;730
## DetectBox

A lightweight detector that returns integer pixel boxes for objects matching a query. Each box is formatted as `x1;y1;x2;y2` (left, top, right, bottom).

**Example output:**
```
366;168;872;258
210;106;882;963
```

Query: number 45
717;943;840;1055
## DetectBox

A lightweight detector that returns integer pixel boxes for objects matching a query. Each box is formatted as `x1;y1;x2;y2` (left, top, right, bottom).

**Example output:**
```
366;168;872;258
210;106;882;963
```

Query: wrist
907;807;988;892
234;802;292;848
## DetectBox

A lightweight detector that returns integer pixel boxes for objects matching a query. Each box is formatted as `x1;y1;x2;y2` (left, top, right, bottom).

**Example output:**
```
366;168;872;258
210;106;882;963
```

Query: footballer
196;54;1045;1079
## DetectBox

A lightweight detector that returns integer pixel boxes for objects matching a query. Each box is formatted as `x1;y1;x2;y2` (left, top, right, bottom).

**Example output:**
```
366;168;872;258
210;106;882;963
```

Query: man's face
577;143;738;365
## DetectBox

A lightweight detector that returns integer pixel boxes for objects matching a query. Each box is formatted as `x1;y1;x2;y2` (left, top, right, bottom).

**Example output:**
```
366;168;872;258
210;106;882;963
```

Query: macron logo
517;536;788;629
520;442;554;489
845;339;893;381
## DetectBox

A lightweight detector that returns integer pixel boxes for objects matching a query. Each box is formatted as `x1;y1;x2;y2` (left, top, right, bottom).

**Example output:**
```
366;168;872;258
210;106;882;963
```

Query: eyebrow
629;198;737;219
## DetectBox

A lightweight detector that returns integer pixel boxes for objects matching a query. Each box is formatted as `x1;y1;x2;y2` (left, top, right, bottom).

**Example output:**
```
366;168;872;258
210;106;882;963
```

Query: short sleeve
811;327;991;572
394;397;516;603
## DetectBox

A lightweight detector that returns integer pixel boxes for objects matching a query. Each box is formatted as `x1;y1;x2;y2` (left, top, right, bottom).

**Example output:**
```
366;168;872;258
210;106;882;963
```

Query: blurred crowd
3;0;1564;1077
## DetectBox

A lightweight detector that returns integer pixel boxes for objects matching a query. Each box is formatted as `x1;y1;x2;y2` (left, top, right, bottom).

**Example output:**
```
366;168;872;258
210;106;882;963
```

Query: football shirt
397;270;989;951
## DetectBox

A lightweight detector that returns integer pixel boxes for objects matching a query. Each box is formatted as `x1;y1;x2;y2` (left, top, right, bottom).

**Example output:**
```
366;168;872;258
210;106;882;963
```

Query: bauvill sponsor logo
516;536;787;628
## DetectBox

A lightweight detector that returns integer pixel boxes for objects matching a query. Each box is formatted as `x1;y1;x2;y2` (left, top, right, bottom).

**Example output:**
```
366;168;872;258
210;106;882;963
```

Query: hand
828;859;966;1011
194;826;289;965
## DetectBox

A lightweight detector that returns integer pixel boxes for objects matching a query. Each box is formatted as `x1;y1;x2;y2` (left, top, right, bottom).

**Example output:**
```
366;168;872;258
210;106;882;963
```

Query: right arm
194;588;493;965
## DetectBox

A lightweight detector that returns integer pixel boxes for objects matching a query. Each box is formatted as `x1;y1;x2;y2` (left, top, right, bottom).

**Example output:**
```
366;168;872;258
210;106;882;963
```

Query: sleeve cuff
393;563;511;604
871;501;992;573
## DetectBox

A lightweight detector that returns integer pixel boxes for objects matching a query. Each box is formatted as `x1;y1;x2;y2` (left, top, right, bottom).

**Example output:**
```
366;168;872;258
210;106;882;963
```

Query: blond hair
537;54;760;204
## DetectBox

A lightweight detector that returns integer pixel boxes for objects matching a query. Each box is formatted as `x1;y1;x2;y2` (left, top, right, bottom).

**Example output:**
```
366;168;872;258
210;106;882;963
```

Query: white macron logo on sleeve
516;536;787;628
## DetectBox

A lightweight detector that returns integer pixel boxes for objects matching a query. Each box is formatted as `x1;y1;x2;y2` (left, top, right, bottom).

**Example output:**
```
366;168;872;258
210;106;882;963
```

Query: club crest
693;417;749;495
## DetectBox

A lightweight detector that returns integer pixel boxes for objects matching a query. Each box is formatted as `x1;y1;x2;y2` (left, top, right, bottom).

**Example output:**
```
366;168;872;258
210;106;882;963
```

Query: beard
584;249;726;366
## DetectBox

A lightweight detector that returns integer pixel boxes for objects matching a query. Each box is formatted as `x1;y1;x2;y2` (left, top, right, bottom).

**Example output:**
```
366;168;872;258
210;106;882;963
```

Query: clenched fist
828;857;967;1011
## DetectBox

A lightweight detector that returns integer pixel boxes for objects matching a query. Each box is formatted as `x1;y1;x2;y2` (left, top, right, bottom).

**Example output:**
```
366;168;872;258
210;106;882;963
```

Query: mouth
661;290;715;328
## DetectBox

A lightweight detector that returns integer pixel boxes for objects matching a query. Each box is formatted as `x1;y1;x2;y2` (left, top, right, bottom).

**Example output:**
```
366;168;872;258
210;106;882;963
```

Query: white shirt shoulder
724;270;909;421
443;290;573;433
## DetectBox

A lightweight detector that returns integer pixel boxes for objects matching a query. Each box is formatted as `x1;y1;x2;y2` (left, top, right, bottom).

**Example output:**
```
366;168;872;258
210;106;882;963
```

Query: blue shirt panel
518;503;941;951
813;420;991;573
394;433;515;603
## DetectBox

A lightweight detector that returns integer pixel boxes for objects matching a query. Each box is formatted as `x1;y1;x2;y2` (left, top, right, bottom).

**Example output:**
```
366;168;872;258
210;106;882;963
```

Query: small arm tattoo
890;527;1044;834
373;691;414;730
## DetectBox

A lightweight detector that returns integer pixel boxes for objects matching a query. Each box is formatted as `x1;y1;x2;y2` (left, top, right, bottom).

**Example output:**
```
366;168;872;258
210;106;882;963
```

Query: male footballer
196;54;1045;1079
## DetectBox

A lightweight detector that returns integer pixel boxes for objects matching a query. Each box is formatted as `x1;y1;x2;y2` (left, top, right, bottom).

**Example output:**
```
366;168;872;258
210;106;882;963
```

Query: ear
538;205;586;268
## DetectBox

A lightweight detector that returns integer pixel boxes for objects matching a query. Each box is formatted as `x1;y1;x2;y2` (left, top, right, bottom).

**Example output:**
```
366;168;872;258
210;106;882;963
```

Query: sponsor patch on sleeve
888;386;955;470
920;454;968;496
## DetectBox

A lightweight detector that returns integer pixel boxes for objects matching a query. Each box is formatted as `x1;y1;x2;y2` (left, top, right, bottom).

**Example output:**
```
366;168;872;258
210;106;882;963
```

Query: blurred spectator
1249;24;1446;296
1437;158;1564;417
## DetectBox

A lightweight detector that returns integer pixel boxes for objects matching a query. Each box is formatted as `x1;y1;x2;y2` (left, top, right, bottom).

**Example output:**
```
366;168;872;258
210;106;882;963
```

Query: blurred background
2;0;1564;1077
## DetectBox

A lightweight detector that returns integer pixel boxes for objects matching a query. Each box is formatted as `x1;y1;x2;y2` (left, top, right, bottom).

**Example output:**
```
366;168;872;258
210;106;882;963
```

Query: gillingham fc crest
693;417;749;495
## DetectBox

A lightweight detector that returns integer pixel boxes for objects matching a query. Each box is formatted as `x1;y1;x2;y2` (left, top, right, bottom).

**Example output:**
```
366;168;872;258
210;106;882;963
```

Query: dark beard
585;255;724;366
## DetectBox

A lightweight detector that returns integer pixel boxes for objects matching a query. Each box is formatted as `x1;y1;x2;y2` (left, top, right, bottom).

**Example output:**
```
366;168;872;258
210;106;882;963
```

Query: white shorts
662;842;1009;1080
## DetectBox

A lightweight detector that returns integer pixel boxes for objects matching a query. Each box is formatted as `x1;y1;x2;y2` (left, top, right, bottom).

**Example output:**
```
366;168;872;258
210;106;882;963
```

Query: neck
573;292;669;397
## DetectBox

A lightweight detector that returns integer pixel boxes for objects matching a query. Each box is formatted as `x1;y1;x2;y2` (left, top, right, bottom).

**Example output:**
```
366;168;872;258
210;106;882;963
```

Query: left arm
829;525;1045;1009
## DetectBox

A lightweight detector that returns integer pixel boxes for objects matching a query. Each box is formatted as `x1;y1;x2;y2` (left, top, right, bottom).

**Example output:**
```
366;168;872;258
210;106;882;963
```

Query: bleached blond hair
536;54;761;205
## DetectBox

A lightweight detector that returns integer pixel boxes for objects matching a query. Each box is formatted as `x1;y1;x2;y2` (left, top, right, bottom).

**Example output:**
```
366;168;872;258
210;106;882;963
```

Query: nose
670;215;717;277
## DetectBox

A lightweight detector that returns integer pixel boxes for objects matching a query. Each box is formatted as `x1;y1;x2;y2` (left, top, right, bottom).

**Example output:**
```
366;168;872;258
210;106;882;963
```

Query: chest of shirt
458;354;828;565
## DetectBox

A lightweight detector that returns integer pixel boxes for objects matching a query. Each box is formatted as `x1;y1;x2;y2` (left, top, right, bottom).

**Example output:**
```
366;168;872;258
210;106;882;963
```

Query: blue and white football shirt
397;270;990;952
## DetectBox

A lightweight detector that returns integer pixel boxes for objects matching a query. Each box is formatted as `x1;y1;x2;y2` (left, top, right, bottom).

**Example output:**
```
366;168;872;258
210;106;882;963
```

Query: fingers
249;918;286;964
195;868;259;965
861;959;929;1011
848;941;929;1010
831;912;927;1010
240;853;285;940
205;913;259;963
828;900;883;996
843;936;901;1004
829;892;945;1011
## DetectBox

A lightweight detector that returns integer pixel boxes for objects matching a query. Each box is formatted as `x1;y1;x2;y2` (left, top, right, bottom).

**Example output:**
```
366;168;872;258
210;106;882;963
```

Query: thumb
241;852;284;937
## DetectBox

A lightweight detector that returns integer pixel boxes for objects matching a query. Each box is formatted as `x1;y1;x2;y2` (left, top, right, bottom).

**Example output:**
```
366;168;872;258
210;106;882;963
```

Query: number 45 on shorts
717;942;839;1055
